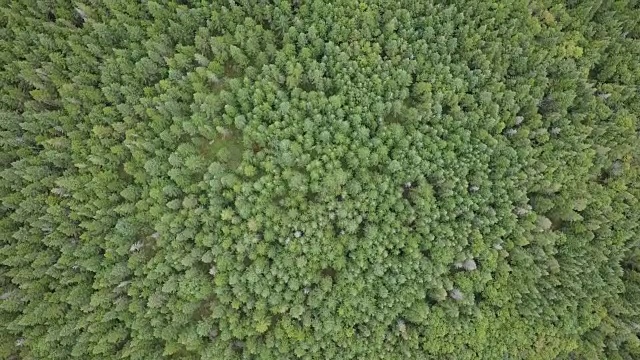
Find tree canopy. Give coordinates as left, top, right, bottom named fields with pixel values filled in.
left=1, top=0, right=639, bottom=359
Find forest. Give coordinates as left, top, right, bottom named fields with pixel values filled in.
left=1, top=0, right=639, bottom=359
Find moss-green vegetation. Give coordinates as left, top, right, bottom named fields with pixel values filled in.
left=1, top=1, right=639, bottom=359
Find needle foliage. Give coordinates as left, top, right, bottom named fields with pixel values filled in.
left=1, top=1, right=639, bottom=359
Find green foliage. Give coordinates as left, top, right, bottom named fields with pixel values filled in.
left=1, top=0, right=639, bottom=359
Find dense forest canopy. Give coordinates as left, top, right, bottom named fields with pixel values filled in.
left=1, top=0, right=639, bottom=359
